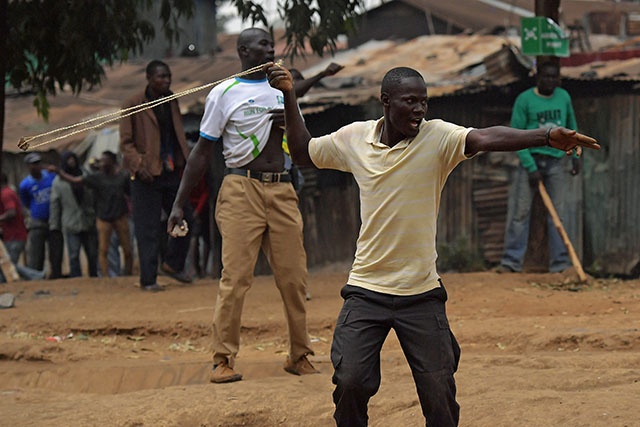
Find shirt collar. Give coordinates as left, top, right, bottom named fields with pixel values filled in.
left=367, top=118, right=385, bottom=147
left=368, top=117, right=413, bottom=149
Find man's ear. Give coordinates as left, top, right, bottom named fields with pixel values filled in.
left=380, top=92, right=390, bottom=107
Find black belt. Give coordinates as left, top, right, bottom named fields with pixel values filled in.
left=224, top=168, right=291, bottom=183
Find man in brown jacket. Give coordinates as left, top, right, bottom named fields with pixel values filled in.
left=120, top=60, right=193, bottom=292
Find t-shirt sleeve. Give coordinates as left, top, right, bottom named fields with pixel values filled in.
left=510, top=94, right=536, bottom=172
left=199, top=85, right=228, bottom=142
left=510, top=95, right=527, bottom=130
left=308, top=125, right=356, bottom=172
left=435, top=120, right=473, bottom=173
left=18, top=180, right=31, bottom=208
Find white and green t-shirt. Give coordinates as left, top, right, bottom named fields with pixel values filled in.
left=199, top=77, right=285, bottom=168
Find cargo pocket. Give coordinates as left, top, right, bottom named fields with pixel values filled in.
left=331, top=306, right=351, bottom=370
left=423, top=313, right=457, bottom=374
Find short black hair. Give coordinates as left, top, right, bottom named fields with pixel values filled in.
left=146, top=59, right=169, bottom=77
left=381, top=67, right=424, bottom=96
left=102, top=150, right=117, bottom=163
left=237, top=27, right=270, bottom=49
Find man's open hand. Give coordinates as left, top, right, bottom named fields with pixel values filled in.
left=548, top=127, right=600, bottom=155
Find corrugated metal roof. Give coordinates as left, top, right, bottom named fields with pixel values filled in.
left=297, top=34, right=523, bottom=109
left=563, top=57, right=640, bottom=80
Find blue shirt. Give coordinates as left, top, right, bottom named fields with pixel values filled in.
left=19, top=170, right=56, bottom=221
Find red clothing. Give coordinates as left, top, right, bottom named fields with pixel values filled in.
left=0, top=185, right=28, bottom=242
left=189, top=176, right=209, bottom=217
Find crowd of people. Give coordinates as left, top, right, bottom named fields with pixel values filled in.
left=0, top=147, right=212, bottom=285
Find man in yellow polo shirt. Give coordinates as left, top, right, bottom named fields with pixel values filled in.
left=265, top=64, right=599, bottom=427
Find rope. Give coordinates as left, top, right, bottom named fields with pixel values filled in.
left=17, top=62, right=276, bottom=151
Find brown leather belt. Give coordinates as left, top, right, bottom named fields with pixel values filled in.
left=224, top=168, right=292, bottom=183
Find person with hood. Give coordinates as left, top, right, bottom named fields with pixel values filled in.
left=50, top=151, right=98, bottom=277
left=54, top=151, right=133, bottom=278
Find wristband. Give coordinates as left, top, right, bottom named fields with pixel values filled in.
left=545, top=128, right=552, bottom=146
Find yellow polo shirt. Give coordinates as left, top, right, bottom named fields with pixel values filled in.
left=309, top=118, right=472, bottom=296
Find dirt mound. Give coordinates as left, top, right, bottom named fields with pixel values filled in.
left=1, top=269, right=639, bottom=426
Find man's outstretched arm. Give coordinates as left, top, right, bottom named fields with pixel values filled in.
left=465, top=126, right=599, bottom=157
left=265, top=63, right=314, bottom=167
left=293, top=62, right=344, bottom=98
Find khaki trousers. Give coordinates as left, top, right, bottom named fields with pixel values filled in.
left=213, top=174, right=313, bottom=367
left=96, top=215, right=132, bottom=277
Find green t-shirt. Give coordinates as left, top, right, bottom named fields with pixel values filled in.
left=511, top=87, right=578, bottom=172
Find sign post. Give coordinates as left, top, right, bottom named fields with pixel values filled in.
left=521, top=16, right=569, bottom=57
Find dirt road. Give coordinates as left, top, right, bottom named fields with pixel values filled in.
left=1, top=265, right=638, bottom=426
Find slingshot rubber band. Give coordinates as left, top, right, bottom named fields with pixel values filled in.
left=18, top=61, right=282, bottom=151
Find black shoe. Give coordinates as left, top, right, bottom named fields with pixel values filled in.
left=141, top=283, right=165, bottom=292
left=161, top=263, right=193, bottom=284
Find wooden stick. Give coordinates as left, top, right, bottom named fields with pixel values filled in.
left=0, top=240, right=20, bottom=282
left=537, top=181, right=588, bottom=283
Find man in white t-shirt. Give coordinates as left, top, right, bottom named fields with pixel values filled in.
left=167, top=28, right=316, bottom=384
left=265, top=64, right=599, bottom=426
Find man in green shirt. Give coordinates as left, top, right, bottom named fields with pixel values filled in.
left=497, top=62, right=580, bottom=273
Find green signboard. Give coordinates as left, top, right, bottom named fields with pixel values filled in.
left=521, top=17, right=570, bottom=57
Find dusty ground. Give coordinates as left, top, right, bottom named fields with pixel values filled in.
left=1, top=264, right=639, bottom=427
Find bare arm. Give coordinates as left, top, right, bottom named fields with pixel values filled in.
left=167, top=137, right=212, bottom=235
left=47, top=165, right=84, bottom=185
left=265, top=63, right=314, bottom=167
left=293, top=63, right=344, bottom=98
left=465, top=126, right=599, bottom=157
